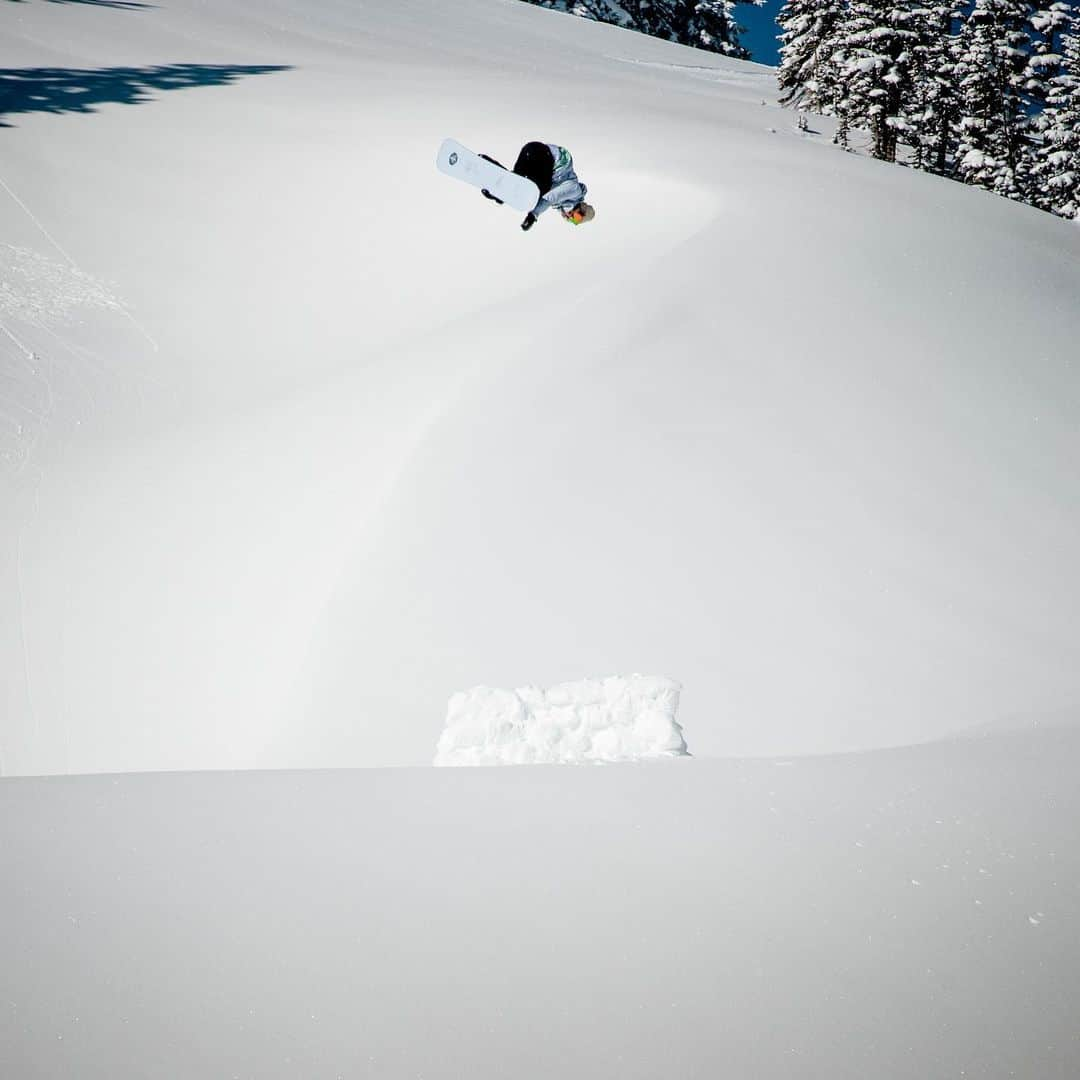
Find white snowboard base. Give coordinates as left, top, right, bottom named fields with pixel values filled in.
left=436, top=138, right=540, bottom=213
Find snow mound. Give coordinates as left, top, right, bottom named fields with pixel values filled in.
left=434, top=675, right=688, bottom=766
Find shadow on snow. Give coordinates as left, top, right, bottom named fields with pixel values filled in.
left=5, top=1, right=154, bottom=10
left=0, top=64, right=293, bottom=127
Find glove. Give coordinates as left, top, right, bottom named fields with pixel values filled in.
left=481, top=189, right=504, bottom=205
left=521, top=212, right=537, bottom=232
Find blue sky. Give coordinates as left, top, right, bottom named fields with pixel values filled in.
left=739, top=0, right=1080, bottom=68
left=740, top=0, right=783, bottom=67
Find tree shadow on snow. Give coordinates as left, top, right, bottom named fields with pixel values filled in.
left=5, top=1, right=154, bottom=10
left=0, top=64, right=293, bottom=127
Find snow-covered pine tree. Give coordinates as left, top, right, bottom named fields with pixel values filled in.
left=1029, top=14, right=1080, bottom=217
left=1027, top=2, right=1072, bottom=101
left=523, top=0, right=617, bottom=22
left=666, top=0, right=762, bottom=58
left=835, top=0, right=922, bottom=162
left=907, top=1, right=963, bottom=174
left=777, top=0, right=849, bottom=109
left=952, top=0, right=1035, bottom=200
left=1023, top=2, right=1072, bottom=186
left=521, top=1, right=761, bottom=60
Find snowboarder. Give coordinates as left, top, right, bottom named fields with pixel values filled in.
left=480, top=141, right=595, bottom=231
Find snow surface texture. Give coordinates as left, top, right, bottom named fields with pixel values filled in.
left=1, top=0, right=1079, bottom=778
left=435, top=675, right=687, bottom=765
left=3, top=730, right=1080, bottom=1079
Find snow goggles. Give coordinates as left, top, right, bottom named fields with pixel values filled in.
left=565, top=205, right=588, bottom=225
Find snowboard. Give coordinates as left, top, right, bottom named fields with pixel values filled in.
left=436, top=138, right=541, bottom=213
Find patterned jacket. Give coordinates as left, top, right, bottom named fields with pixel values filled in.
left=535, top=144, right=587, bottom=217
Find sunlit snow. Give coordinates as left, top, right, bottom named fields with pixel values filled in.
left=435, top=674, right=687, bottom=764
left=1, top=0, right=1079, bottom=1077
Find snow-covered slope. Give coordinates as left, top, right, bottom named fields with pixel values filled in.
left=3, top=729, right=1079, bottom=1079
left=3, top=5, right=1080, bottom=1075
left=1, top=0, right=1079, bottom=776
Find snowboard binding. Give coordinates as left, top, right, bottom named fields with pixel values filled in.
left=480, top=153, right=506, bottom=203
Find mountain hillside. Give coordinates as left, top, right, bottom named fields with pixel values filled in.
left=1, top=0, right=1078, bottom=777
left=3, top=5, right=1080, bottom=1078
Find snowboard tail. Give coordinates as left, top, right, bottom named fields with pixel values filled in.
left=436, top=138, right=540, bottom=213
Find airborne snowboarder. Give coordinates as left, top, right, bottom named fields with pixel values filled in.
left=480, top=141, right=595, bottom=231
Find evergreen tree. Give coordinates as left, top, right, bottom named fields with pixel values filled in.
left=522, top=0, right=761, bottom=59
left=836, top=0, right=922, bottom=162
left=823, top=44, right=859, bottom=148
left=908, top=1, right=963, bottom=174
left=666, top=0, right=760, bottom=57
left=772, top=0, right=1078, bottom=222
left=777, top=0, right=849, bottom=108
left=1030, top=19, right=1080, bottom=217
left=953, top=0, right=1035, bottom=200
left=1023, top=2, right=1071, bottom=181
left=1027, top=2, right=1072, bottom=99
